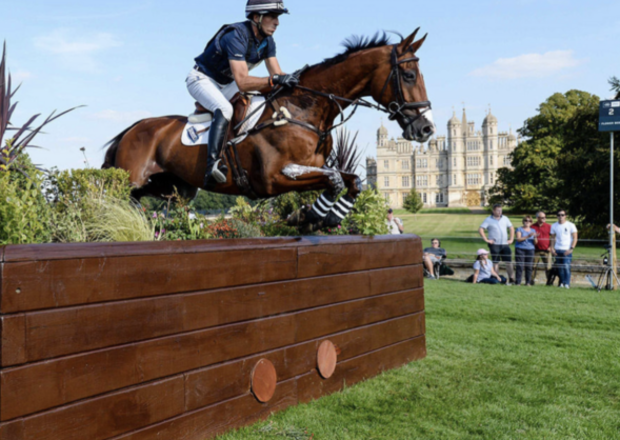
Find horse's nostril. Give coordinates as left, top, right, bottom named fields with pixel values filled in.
left=423, top=126, right=432, bottom=134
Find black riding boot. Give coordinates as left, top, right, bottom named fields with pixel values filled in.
left=203, top=109, right=229, bottom=188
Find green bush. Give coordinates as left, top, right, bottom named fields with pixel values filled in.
left=343, top=189, right=389, bottom=236
left=0, top=155, right=52, bottom=245
left=403, top=188, right=424, bottom=214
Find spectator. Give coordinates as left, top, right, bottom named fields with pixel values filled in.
left=387, top=209, right=404, bottom=235
left=423, top=238, right=447, bottom=280
left=515, top=215, right=537, bottom=286
left=479, top=204, right=515, bottom=284
left=473, top=249, right=506, bottom=284
left=607, top=224, right=620, bottom=234
left=550, top=209, right=579, bottom=289
left=532, top=211, right=552, bottom=284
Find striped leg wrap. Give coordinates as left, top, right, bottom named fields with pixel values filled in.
left=311, top=193, right=336, bottom=218
left=331, top=195, right=355, bottom=220
left=324, top=195, right=355, bottom=227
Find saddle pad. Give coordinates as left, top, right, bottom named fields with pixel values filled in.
left=181, top=118, right=212, bottom=146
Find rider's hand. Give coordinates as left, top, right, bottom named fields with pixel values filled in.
left=272, top=74, right=299, bottom=88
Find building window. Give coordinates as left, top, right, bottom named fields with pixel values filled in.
left=384, top=177, right=390, bottom=187
left=423, top=193, right=427, bottom=203
left=436, top=175, right=442, bottom=186
left=436, top=193, right=444, bottom=203
left=402, top=176, right=410, bottom=187
left=384, top=193, right=390, bottom=201
left=416, top=159, right=421, bottom=168
left=416, top=175, right=428, bottom=187
left=402, top=160, right=410, bottom=170
left=453, top=174, right=457, bottom=185
left=384, top=160, right=389, bottom=170
left=490, top=173, right=494, bottom=184
left=466, top=174, right=481, bottom=185
left=504, top=156, right=511, bottom=166
left=466, top=156, right=481, bottom=167
left=490, top=156, right=494, bottom=166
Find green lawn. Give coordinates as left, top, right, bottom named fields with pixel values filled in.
left=217, top=281, right=620, bottom=440
left=392, top=211, right=609, bottom=262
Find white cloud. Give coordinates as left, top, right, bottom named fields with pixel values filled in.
left=33, top=29, right=122, bottom=72
left=90, top=110, right=152, bottom=123
left=11, top=70, right=34, bottom=83
left=470, top=50, right=585, bottom=80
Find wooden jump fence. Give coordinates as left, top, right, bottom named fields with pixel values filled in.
left=0, top=235, right=425, bottom=440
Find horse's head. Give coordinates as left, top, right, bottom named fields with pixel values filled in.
left=372, top=29, right=435, bottom=143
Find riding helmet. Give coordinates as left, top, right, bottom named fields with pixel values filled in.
left=245, top=0, right=289, bottom=18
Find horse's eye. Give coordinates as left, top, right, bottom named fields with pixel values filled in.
left=402, top=70, right=417, bottom=83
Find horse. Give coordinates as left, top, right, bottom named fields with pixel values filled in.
left=102, top=28, right=435, bottom=229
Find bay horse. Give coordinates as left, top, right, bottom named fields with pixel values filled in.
left=102, top=28, right=435, bottom=228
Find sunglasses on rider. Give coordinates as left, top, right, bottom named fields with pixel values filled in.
left=557, top=214, right=566, bottom=217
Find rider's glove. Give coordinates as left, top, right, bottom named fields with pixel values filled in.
left=272, top=74, right=299, bottom=88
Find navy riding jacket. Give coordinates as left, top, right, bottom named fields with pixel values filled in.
left=194, top=21, right=276, bottom=85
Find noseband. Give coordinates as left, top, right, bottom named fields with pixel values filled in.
left=378, top=45, right=432, bottom=127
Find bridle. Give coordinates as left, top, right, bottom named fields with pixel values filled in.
left=378, top=44, right=432, bottom=127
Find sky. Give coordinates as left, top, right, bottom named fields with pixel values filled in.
left=2, top=0, right=619, bottom=173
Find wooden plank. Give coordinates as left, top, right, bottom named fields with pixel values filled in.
left=294, top=289, right=424, bottom=342
left=298, top=238, right=422, bottom=278
left=16, top=266, right=422, bottom=363
left=0, top=315, right=26, bottom=368
left=0, top=376, right=184, bottom=440
left=0, top=289, right=423, bottom=421
left=185, top=312, right=425, bottom=411
left=114, top=379, right=299, bottom=440
left=1, top=248, right=298, bottom=313
left=298, top=336, right=427, bottom=404
left=1, top=238, right=301, bottom=262
left=1, top=235, right=416, bottom=263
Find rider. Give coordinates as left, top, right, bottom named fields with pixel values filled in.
left=187, top=0, right=299, bottom=188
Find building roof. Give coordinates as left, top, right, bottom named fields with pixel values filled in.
left=482, top=109, right=498, bottom=125
left=447, top=111, right=460, bottom=126
left=377, top=122, right=388, bottom=136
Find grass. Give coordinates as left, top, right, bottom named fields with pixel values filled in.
left=391, top=211, right=610, bottom=261
left=217, top=281, right=620, bottom=440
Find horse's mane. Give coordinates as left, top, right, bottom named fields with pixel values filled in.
left=313, top=32, right=394, bottom=69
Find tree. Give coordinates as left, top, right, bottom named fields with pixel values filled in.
left=403, top=188, right=423, bottom=214
left=489, top=90, right=598, bottom=213
left=610, top=76, right=620, bottom=99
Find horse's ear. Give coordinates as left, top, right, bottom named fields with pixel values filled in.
left=397, top=27, right=420, bottom=55
left=409, top=33, right=428, bottom=54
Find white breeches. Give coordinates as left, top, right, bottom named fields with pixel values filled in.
left=186, top=68, right=265, bottom=131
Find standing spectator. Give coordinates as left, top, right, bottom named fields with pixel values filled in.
left=423, top=238, right=447, bottom=280
left=386, top=209, right=404, bottom=235
left=479, top=204, right=515, bottom=284
left=532, top=211, right=552, bottom=284
left=473, top=249, right=506, bottom=284
left=550, top=209, right=579, bottom=289
left=515, top=215, right=537, bottom=286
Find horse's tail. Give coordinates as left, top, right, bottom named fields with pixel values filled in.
left=101, top=120, right=143, bottom=169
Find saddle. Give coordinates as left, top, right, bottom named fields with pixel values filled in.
left=192, top=93, right=251, bottom=136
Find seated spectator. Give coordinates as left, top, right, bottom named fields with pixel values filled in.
left=515, top=215, right=537, bottom=286
left=423, top=238, right=447, bottom=280
left=386, top=209, right=404, bottom=235
left=473, top=249, right=507, bottom=284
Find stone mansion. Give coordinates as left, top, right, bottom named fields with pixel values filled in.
left=366, top=109, right=519, bottom=208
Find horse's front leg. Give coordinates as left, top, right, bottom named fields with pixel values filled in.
left=281, top=164, right=344, bottom=227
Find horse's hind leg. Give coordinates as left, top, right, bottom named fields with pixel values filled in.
left=322, top=171, right=363, bottom=227
left=280, top=164, right=344, bottom=227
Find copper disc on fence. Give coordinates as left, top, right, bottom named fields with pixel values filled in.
left=251, top=359, right=277, bottom=403
left=317, top=340, right=338, bottom=379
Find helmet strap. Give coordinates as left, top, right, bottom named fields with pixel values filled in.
left=251, top=14, right=268, bottom=38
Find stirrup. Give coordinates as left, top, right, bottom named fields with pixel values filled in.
left=211, top=159, right=227, bottom=184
